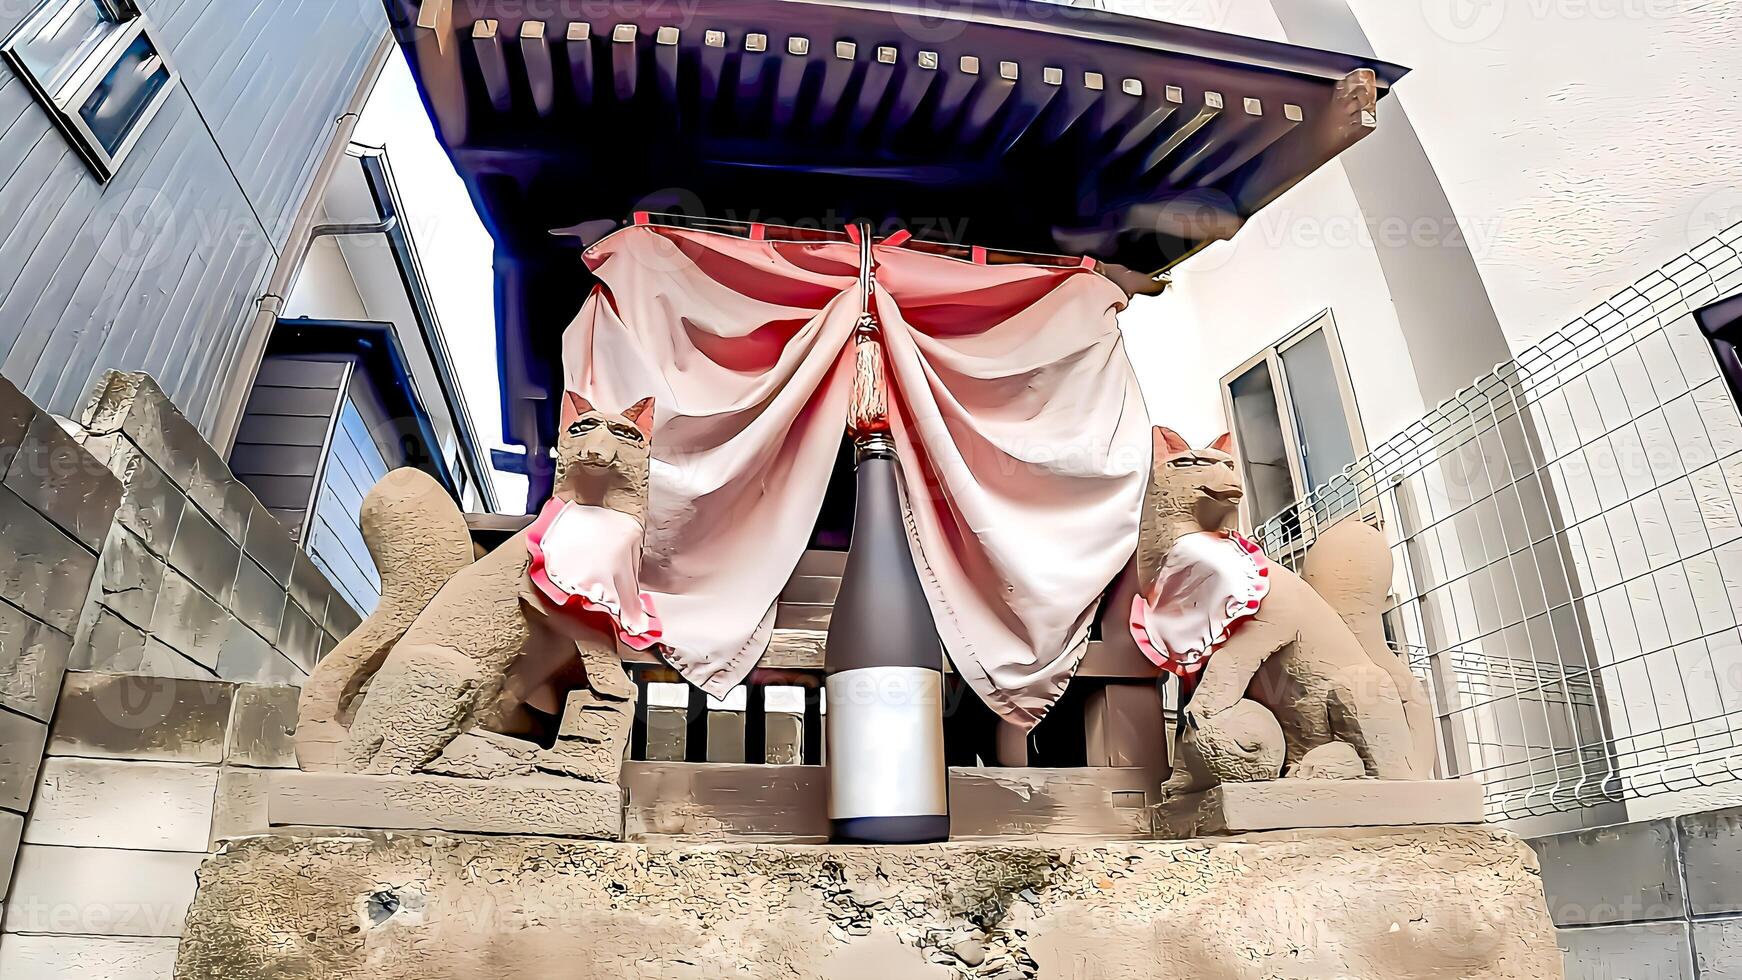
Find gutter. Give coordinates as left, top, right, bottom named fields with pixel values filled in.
left=332, top=144, right=499, bottom=512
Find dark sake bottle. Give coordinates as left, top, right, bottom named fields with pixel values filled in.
left=824, top=432, right=950, bottom=844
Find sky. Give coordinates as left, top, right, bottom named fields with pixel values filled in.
left=354, top=53, right=529, bottom=510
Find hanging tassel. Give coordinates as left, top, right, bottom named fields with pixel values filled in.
left=849, top=313, right=891, bottom=438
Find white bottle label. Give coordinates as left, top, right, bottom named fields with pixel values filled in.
left=825, top=666, right=949, bottom=820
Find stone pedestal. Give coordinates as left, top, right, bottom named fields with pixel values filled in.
left=176, top=827, right=1563, bottom=979
left=269, top=770, right=622, bottom=840
left=1153, top=779, right=1486, bottom=839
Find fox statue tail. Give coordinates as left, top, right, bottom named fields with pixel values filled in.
left=1301, top=519, right=1437, bottom=779
left=294, top=468, right=476, bottom=771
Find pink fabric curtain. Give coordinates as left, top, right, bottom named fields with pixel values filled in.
left=561, top=224, right=1148, bottom=728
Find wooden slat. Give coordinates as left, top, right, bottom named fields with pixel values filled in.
left=654, top=27, right=682, bottom=109
left=565, top=22, right=594, bottom=107
left=610, top=24, right=639, bottom=102
left=743, top=683, right=767, bottom=765
left=793, top=549, right=846, bottom=576
left=624, top=632, right=1156, bottom=679
left=622, top=763, right=1156, bottom=842
left=1137, top=93, right=1224, bottom=178
left=519, top=21, right=556, bottom=116
left=773, top=602, right=831, bottom=630
left=684, top=683, right=708, bottom=763
left=471, top=20, right=513, bottom=112
left=621, top=627, right=827, bottom=669
left=780, top=574, right=840, bottom=604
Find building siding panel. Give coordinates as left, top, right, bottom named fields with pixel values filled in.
left=0, top=85, right=276, bottom=434
left=137, top=0, right=387, bottom=242
left=0, top=0, right=383, bottom=434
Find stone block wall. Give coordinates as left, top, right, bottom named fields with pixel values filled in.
left=0, top=376, right=122, bottom=915
left=1532, top=809, right=1742, bottom=977
left=76, top=372, right=359, bottom=683
left=0, top=672, right=293, bottom=977
left=0, top=371, right=355, bottom=976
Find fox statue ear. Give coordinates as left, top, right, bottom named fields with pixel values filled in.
left=1208, top=432, right=1235, bottom=454
left=559, top=391, right=593, bottom=428
left=1153, top=426, right=1192, bottom=458
left=624, top=396, right=656, bottom=438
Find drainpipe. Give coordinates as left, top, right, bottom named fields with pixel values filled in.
left=308, top=215, right=399, bottom=239
left=210, top=34, right=394, bottom=454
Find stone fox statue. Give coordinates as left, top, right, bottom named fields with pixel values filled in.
left=294, top=393, right=657, bottom=783
left=1132, top=427, right=1435, bottom=797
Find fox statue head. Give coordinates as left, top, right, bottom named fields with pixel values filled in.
left=1139, top=427, right=1243, bottom=585
left=554, top=392, right=656, bottom=518
left=1150, top=427, right=1243, bottom=531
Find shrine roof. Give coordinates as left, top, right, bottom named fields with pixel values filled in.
left=379, top=0, right=1405, bottom=480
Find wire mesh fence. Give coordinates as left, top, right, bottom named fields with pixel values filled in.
left=1254, top=223, right=1742, bottom=821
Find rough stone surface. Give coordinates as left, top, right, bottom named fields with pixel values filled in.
left=175, top=827, right=1561, bottom=979
left=1696, top=918, right=1742, bottom=980
left=0, top=707, right=49, bottom=811
left=1557, top=921, right=1694, bottom=980
left=226, top=683, right=299, bottom=768
left=424, top=730, right=540, bottom=779
left=622, top=764, right=1155, bottom=843
left=48, top=671, right=234, bottom=765
left=302, top=421, right=645, bottom=784
left=210, top=769, right=271, bottom=846
left=25, top=758, right=217, bottom=851
left=0, top=810, right=21, bottom=900
left=294, top=469, right=474, bottom=771
left=269, top=770, right=622, bottom=839
left=1154, top=778, right=1486, bottom=839
left=1679, top=808, right=1742, bottom=917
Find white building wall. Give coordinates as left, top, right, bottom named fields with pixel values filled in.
left=1124, top=163, right=1426, bottom=448
left=1341, top=0, right=1742, bottom=350
left=1113, top=0, right=1430, bottom=449
left=1124, top=0, right=1742, bottom=447
left=283, top=239, right=370, bottom=322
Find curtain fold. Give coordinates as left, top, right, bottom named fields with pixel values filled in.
left=561, top=225, right=1148, bottom=728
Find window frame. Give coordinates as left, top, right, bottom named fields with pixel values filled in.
left=1219, top=309, right=1371, bottom=534
left=1, top=0, right=180, bottom=181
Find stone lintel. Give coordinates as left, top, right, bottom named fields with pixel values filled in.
left=268, top=770, right=622, bottom=840
left=1154, top=778, right=1486, bottom=839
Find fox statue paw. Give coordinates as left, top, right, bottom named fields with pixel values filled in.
left=1287, top=741, right=1366, bottom=780
left=1161, top=699, right=1286, bottom=801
